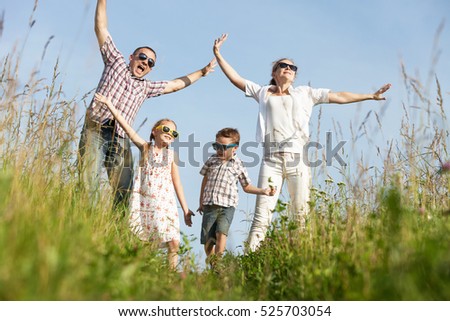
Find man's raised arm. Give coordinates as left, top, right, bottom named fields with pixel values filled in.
left=94, top=0, right=110, bottom=48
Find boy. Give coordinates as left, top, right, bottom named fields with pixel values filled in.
left=198, top=128, right=276, bottom=265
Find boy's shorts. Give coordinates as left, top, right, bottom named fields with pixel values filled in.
left=201, top=205, right=235, bottom=245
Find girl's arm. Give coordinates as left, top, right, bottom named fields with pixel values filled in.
left=171, top=153, right=194, bottom=227
left=94, top=93, right=146, bottom=150
left=213, top=34, right=246, bottom=92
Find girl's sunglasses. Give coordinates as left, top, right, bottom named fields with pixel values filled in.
left=137, top=53, right=155, bottom=68
left=277, top=62, right=298, bottom=72
left=212, top=142, right=238, bottom=151
left=155, top=125, right=179, bottom=138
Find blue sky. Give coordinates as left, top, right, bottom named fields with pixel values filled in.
left=1, top=0, right=450, bottom=262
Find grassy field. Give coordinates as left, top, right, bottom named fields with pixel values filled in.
left=1, top=13, right=449, bottom=301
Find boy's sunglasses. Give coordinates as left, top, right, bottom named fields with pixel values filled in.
left=137, top=53, right=155, bottom=68
left=212, top=142, right=238, bottom=151
left=155, top=125, right=178, bottom=138
left=277, top=62, right=298, bottom=72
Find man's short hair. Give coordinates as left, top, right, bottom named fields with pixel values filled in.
left=133, top=46, right=157, bottom=58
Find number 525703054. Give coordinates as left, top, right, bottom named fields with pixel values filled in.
left=260, top=305, right=331, bottom=317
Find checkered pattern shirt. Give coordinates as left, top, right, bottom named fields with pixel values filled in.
left=200, top=154, right=251, bottom=208
left=87, top=35, right=168, bottom=137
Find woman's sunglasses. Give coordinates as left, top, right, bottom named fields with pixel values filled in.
left=137, top=53, right=155, bottom=68
left=212, top=142, right=238, bottom=151
left=277, top=62, right=298, bottom=72
left=155, top=125, right=179, bottom=138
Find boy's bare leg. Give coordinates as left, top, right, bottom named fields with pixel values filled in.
left=215, top=232, right=227, bottom=257
left=204, top=239, right=217, bottom=269
left=204, top=239, right=215, bottom=257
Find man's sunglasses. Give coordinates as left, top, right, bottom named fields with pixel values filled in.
left=155, top=125, right=179, bottom=138
left=137, top=53, right=155, bottom=68
left=277, top=62, right=298, bottom=72
left=212, top=142, right=238, bottom=151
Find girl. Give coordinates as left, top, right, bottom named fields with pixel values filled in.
left=94, top=93, right=194, bottom=270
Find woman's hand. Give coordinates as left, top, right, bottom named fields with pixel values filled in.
left=213, top=33, right=228, bottom=57
left=373, top=83, right=392, bottom=100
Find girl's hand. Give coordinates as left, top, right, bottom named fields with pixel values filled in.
left=94, top=92, right=111, bottom=105
left=184, top=209, right=195, bottom=227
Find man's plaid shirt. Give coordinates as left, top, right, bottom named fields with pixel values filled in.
left=87, top=35, right=167, bottom=137
left=200, top=154, right=251, bottom=208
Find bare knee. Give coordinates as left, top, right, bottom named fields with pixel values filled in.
left=215, top=232, right=227, bottom=255
left=168, top=240, right=179, bottom=253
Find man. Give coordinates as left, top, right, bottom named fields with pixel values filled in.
left=78, top=0, right=215, bottom=210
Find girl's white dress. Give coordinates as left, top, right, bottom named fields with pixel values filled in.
left=129, top=147, right=180, bottom=244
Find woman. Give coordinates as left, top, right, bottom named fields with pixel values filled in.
left=212, top=34, right=391, bottom=252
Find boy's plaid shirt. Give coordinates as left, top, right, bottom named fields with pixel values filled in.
left=200, top=154, right=251, bottom=208
left=87, top=35, right=167, bottom=137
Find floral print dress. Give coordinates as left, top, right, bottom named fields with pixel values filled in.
left=129, top=147, right=180, bottom=245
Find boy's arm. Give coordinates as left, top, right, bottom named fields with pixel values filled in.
left=172, top=154, right=194, bottom=226
left=94, top=93, right=146, bottom=150
left=242, top=184, right=276, bottom=196
left=239, top=163, right=276, bottom=196
left=197, top=175, right=208, bottom=215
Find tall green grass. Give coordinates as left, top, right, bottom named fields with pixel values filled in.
left=0, top=10, right=449, bottom=300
